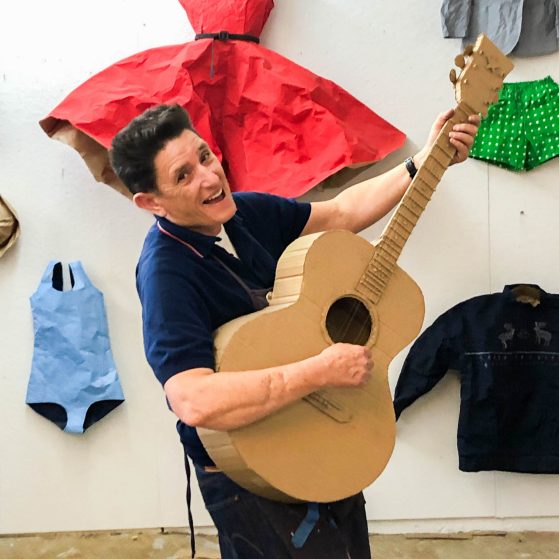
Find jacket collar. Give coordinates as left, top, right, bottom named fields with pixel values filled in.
left=503, top=284, right=548, bottom=303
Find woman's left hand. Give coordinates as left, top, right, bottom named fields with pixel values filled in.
left=418, top=108, right=481, bottom=166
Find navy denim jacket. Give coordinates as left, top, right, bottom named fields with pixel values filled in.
left=394, top=285, right=559, bottom=473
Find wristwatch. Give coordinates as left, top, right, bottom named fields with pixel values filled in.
left=404, top=156, right=418, bottom=179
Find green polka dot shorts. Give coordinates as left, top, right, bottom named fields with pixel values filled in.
left=469, top=76, right=559, bottom=171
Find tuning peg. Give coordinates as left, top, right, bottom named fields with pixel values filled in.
left=454, top=54, right=466, bottom=68
left=463, top=44, right=474, bottom=56
left=449, top=68, right=457, bottom=85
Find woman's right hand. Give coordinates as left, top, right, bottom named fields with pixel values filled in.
left=316, top=343, right=373, bottom=388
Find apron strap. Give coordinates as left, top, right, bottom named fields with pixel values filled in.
left=211, top=255, right=270, bottom=311
left=157, top=221, right=269, bottom=311
left=183, top=447, right=197, bottom=558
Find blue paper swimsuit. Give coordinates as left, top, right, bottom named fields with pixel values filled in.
left=26, top=261, right=124, bottom=433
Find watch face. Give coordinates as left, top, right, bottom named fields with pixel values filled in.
left=405, top=157, right=417, bottom=178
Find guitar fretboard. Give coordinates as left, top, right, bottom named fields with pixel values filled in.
left=356, top=103, right=475, bottom=304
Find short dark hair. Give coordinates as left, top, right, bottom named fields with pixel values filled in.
left=109, top=104, right=197, bottom=195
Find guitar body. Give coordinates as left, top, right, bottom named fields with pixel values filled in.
left=198, top=230, right=425, bottom=502
left=198, top=34, right=514, bottom=503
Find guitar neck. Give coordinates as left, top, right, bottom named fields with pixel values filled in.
left=356, top=102, right=476, bottom=304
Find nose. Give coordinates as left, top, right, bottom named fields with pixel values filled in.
left=198, top=162, right=221, bottom=189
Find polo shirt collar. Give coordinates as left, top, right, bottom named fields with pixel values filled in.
left=156, top=215, right=242, bottom=258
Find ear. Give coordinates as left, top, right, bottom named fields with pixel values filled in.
left=133, top=191, right=167, bottom=217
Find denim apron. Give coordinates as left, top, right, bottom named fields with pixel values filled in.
left=26, top=261, right=125, bottom=433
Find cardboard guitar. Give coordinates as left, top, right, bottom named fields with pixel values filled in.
left=198, top=34, right=514, bottom=503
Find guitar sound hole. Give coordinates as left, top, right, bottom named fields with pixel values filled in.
left=325, top=297, right=372, bottom=345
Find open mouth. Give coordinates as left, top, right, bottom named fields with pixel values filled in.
left=203, top=189, right=225, bottom=205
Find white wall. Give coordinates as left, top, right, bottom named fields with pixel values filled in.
left=1, top=0, right=558, bottom=535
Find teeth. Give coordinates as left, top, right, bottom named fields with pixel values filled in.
left=206, top=189, right=223, bottom=203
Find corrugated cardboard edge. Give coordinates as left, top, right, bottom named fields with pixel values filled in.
left=0, top=195, right=20, bottom=257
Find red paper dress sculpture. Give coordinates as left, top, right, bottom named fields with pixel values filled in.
left=40, top=0, right=405, bottom=198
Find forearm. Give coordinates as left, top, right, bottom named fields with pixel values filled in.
left=166, top=342, right=372, bottom=431
left=333, top=153, right=426, bottom=233
left=166, top=356, right=326, bottom=431
left=303, top=110, right=479, bottom=237
left=303, top=150, right=428, bottom=236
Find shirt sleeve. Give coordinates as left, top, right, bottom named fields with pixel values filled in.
left=233, top=192, right=311, bottom=258
left=440, top=0, right=473, bottom=38
left=393, top=306, right=463, bottom=419
left=139, top=266, right=215, bottom=386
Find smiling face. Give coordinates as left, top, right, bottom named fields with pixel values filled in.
left=134, top=129, right=237, bottom=236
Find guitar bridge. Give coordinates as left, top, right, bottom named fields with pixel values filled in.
left=303, top=390, right=352, bottom=423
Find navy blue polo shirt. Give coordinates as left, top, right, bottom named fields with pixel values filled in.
left=136, top=192, right=311, bottom=466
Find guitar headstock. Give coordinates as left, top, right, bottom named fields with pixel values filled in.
left=449, top=34, right=514, bottom=117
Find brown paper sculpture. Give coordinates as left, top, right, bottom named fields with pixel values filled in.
left=0, top=196, right=20, bottom=258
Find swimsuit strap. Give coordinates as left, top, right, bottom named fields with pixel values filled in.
left=35, top=260, right=69, bottom=293
left=38, top=260, right=58, bottom=286
left=68, top=260, right=93, bottom=290
left=37, top=261, right=91, bottom=291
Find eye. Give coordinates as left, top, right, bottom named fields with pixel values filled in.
left=200, top=150, right=211, bottom=163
